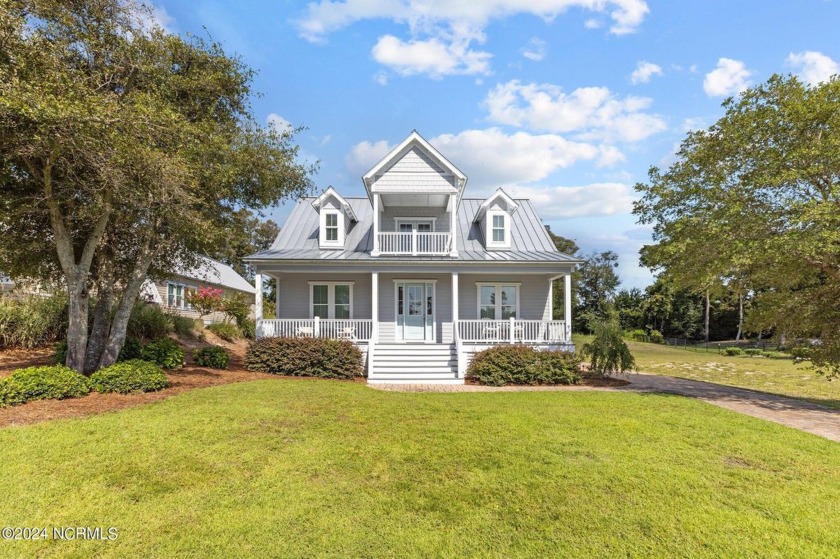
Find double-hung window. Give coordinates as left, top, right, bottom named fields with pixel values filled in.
left=492, top=214, right=505, bottom=243
left=167, top=283, right=197, bottom=309
left=325, top=213, right=338, bottom=241
left=486, top=210, right=511, bottom=249
left=477, top=283, right=519, bottom=319
left=319, top=210, right=344, bottom=248
left=310, top=282, right=353, bottom=319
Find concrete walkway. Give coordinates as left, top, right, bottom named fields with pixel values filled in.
left=371, top=373, right=840, bottom=442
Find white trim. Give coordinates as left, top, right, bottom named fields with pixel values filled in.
left=486, top=209, right=511, bottom=250
left=394, top=217, right=437, bottom=232
left=393, top=280, right=436, bottom=343
left=165, top=281, right=197, bottom=310
left=473, top=188, right=520, bottom=222
left=475, top=282, right=521, bottom=320
left=308, top=282, right=354, bottom=319
left=319, top=209, right=344, bottom=249
left=311, top=186, right=357, bottom=222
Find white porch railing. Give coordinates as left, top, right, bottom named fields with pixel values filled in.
left=377, top=232, right=451, bottom=255
left=457, top=319, right=569, bottom=344
left=258, top=318, right=373, bottom=341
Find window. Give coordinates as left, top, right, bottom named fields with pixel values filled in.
left=395, top=219, right=434, bottom=232
left=477, top=283, right=519, bottom=319
left=319, top=210, right=344, bottom=248
left=309, top=282, right=354, bottom=319
left=486, top=210, right=511, bottom=249
left=167, top=283, right=196, bottom=310
left=492, top=214, right=505, bottom=243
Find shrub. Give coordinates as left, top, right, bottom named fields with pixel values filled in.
left=582, top=320, right=635, bottom=376
left=761, top=350, right=790, bottom=359
left=0, top=295, right=67, bottom=348
left=648, top=330, right=665, bottom=344
left=128, top=302, right=173, bottom=340
left=171, top=315, right=196, bottom=337
left=245, top=337, right=363, bottom=379
left=467, top=345, right=580, bottom=386
left=207, top=322, right=241, bottom=342
left=0, top=365, right=89, bottom=407
left=118, top=337, right=144, bottom=361
left=221, top=293, right=251, bottom=326
left=724, top=347, right=744, bottom=356
left=54, top=339, right=68, bottom=365
left=193, top=346, right=230, bottom=369
left=239, top=318, right=256, bottom=340
left=186, top=286, right=224, bottom=320
left=789, top=346, right=813, bottom=360
left=141, top=338, right=184, bottom=369
left=744, top=348, right=763, bottom=356
left=625, top=329, right=648, bottom=342
left=90, top=360, right=169, bottom=394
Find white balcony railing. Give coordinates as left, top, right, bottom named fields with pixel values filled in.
left=377, top=232, right=451, bottom=255
left=457, top=319, right=569, bottom=344
left=258, top=318, right=373, bottom=341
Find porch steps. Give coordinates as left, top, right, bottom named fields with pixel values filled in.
left=369, top=343, right=462, bottom=385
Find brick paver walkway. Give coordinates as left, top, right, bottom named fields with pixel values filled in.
left=371, top=373, right=840, bottom=442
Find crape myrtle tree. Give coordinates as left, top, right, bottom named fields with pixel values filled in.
left=0, top=0, right=313, bottom=372
left=634, top=74, right=840, bottom=374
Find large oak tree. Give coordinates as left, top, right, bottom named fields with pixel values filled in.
left=0, top=0, right=313, bottom=372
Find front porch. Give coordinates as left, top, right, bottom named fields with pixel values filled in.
left=252, top=269, right=574, bottom=384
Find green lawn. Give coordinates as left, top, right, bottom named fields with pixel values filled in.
left=573, top=334, right=840, bottom=409
left=2, top=380, right=840, bottom=557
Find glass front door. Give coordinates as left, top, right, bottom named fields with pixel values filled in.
left=396, top=282, right=434, bottom=341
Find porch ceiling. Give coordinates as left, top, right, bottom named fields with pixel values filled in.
left=379, top=193, right=450, bottom=207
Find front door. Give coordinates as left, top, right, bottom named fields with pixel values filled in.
left=397, top=282, right=434, bottom=341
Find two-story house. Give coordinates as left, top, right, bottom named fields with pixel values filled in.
left=246, top=131, right=581, bottom=384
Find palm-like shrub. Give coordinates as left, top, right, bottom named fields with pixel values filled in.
left=582, top=320, right=635, bottom=376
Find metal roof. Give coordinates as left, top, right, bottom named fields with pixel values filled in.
left=175, top=255, right=256, bottom=294
left=248, top=197, right=580, bottom=265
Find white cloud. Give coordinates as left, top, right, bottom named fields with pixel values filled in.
left=267, top=113, right=293, bottom=132
left=630, top=61, right=663, bottom=84
left=484, top=80, right=666, bottom=143
left=372, top=33, right=491, bottom=77
left=703, top=58, right=753, bottom=97
left=373, top=71, right=389, bottom=85
left=786, top=51, right=839, bottom=85
left=505, top=183, right=636, bottom=218
left=297, top=1, right=649, bottom=77
left=521, top=38, right=546, bottom=61
left=584, top=18, right=602, bottom=29
left=347, top=128, right=623, bottom=190
left=134, top=3, right=175, bottom=33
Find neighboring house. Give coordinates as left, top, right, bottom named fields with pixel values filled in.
left=140, top=255, right=256, bottom=324
left=246, top=131, right=581, bottom=384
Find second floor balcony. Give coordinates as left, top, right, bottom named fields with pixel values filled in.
left=377, top=231, right=452, bottom=255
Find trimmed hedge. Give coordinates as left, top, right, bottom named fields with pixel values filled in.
left=89, top=360, right=170, bottom=394
left=467, top=345, right=581, bottom=387
left=141, top=338, right=184, bottom=369
left=193, top=346, right=230, bottom=369
left=744, top=348, right=763, bottom=356
left=0, top=365, right=90, bottom=407
left=245, top=337, right=363, bottom=379
left=724, top=347, right=744, bottom=356
left=207, top=322, right=241, bottom=342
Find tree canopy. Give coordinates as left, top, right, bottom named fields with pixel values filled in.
left=0, top=0, right=314, bottom=372
left=634, top=74, right=840, bottom=373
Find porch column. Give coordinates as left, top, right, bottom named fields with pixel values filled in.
left=449, top=193, right=459, bottom=257
left=274, top=274, right=281, bottom=319
left=564, top=273, right=572, bottom=342
left=371, top=193, right=380, bottom=256
left=254, top=272, right=263, bottom=338
left=371, top=272, right=379, bottom=342
left=451, top=271, right=459, bottom=342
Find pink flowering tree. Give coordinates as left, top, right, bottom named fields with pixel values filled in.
left=186, top=286, right=224, bottom=320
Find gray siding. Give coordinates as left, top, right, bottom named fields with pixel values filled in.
left=458, top=274, right=553, bottom=321
left=380, top=206, right=451, bottom=232
left=275, top=273, right=372, bottom=319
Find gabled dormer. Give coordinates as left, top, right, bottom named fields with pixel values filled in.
left=474, top=189, right=520, bottom=250
left=311, top=187, right=357, bottom=250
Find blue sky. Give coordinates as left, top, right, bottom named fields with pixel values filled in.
left=150, top=0, right=840, bottom=289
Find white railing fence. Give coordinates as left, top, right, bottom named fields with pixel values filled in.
left=377, top=232, right=451, bottom=255
left=457, top=319, right=569, bottom=344
left=258, top=318, right=373, bottom=341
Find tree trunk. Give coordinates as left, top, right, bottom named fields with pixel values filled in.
left=704, top=290, right=711, bottom=343
left=84, top=278, right=114, bottom=372
left=97, top=248, right=157, bottom=369
left=735, top=292, right=744, bottom=342
left=65, top=278, right=90, bottom=371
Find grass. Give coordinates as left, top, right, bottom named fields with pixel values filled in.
left=2, top=379, right=840, bottom=557
left=574, top=334, right=840, bottom=409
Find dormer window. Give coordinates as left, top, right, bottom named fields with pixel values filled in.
left=476, top=189, right=518, bottom=250
left=311, top=187, right=357, bottom=250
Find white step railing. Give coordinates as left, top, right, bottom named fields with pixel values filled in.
left=258, top=318, right=373, bottom=341
left=457, top=319, right=569, bottom=344
left=377, top=232, right=451, bottom=255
